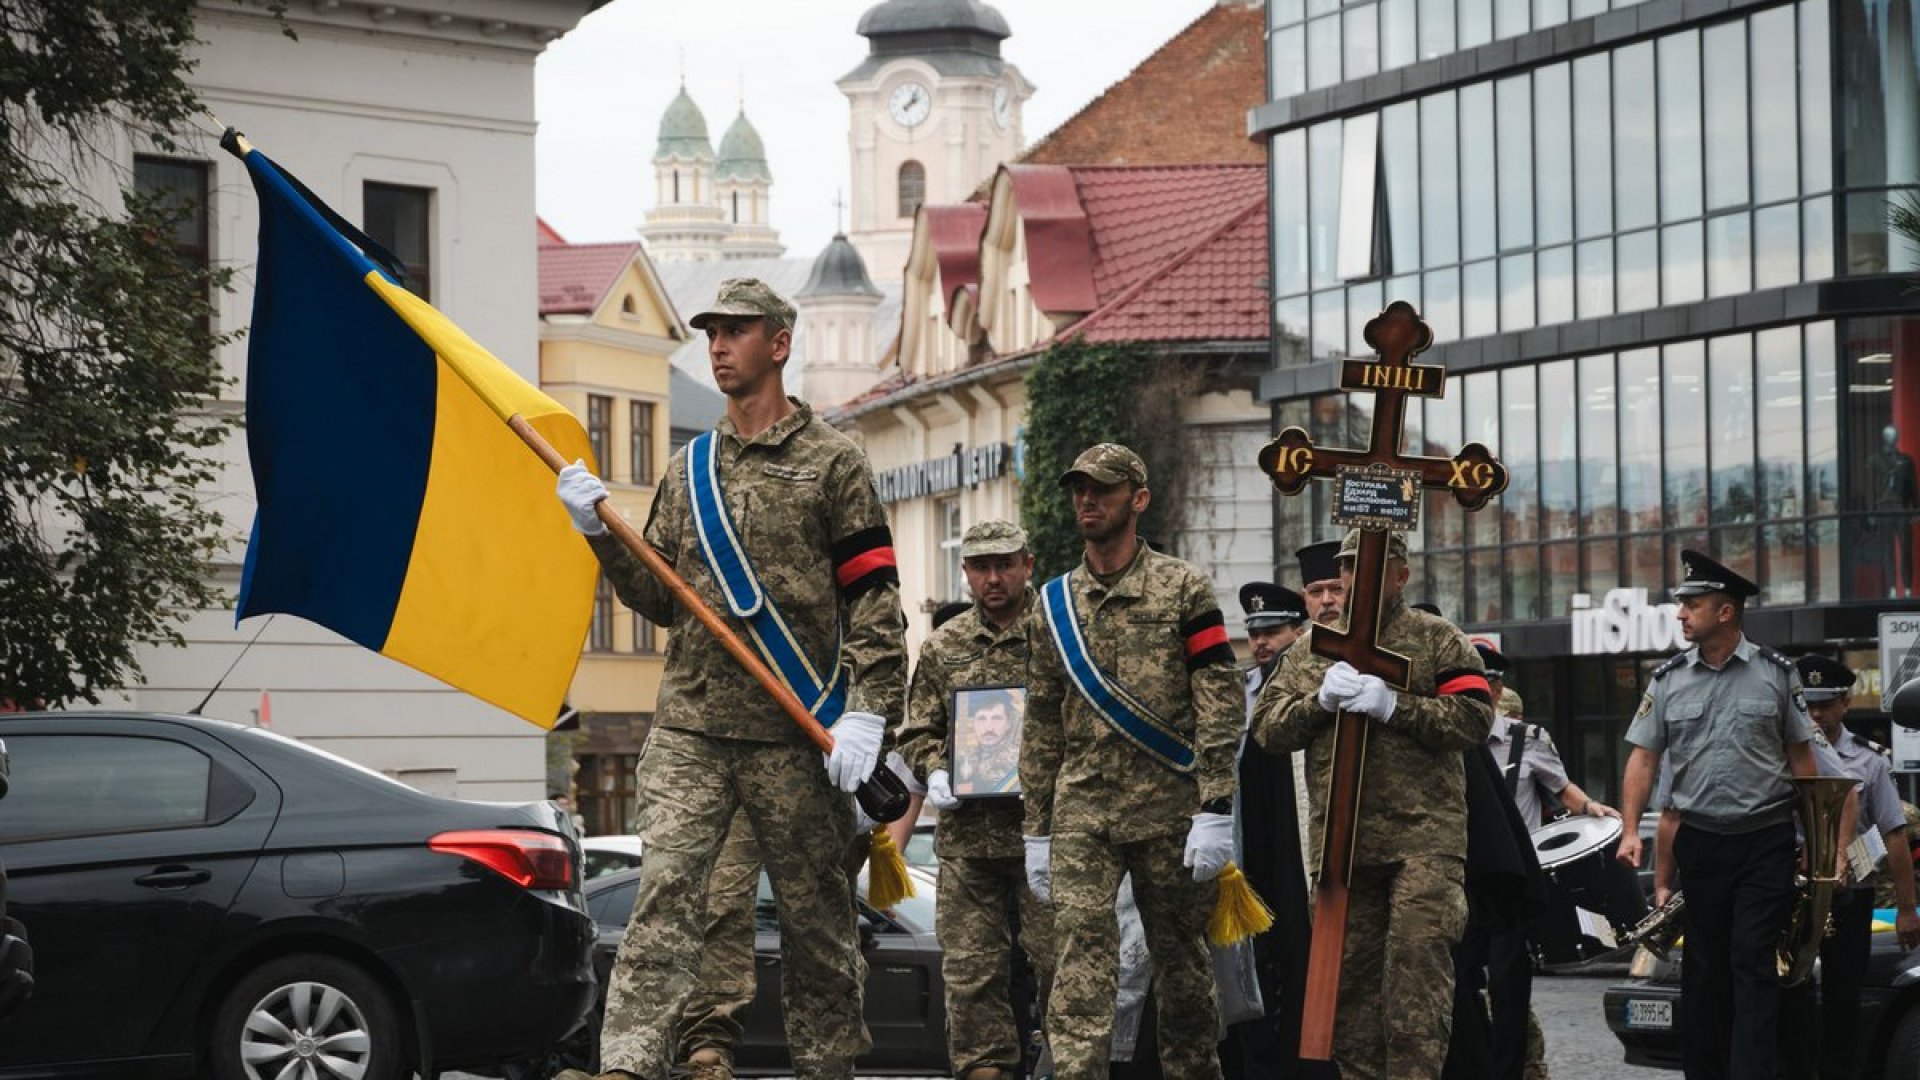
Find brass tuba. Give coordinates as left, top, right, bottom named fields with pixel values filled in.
left=1777, top=776, right=1857, bottom=986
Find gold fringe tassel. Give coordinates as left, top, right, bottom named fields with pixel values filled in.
left=1208, top=862, right=1274, bottom=945
left=866, top=824, right=915, bottom=909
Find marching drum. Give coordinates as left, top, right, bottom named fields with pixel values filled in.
left=1527, top=815, right=1649, bottom=966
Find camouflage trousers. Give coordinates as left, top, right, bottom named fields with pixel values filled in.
left=1337, top=855, right=1469, bottom=1080
left=1049, top=828, right=1220, bottom=1080
left=937, top=853, right=1054, bottom=1077
left=600, top=729, right=867, bottom=1080
left=677, top=808, right=874, bottom=1070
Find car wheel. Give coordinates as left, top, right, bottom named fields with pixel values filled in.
left=1890, top=1001, right=1920, bottom=1079
left=210, top=953, right=404, bottom=1080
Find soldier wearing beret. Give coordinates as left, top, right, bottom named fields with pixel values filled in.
left=555, top=278, right=907, bottom=1080
left=1782, top=654, right=1920, bottom=1080
left=1252, top=529, right=1494, bottom=1080
left=1020, top=443, right=1244, bottom=1080
left=896, top=519, right=1050, bottom=1080
left=1616, top=551, right=1820, bottom=1080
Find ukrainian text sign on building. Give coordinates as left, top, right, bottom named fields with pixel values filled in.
left=876, top=442, right=1011, bottom=504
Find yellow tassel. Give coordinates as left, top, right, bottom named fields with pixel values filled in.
left=866, top=824, right=915, bottom=910
left=1208, top=862, right=1274, bottom=945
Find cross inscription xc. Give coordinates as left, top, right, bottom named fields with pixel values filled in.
left=1255, top=300, right=1507, bottom=1068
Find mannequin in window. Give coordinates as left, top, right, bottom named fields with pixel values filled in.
left=1874, top=424, right=1919, bottom=597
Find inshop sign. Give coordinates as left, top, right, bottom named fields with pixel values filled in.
left=1569, top=588, right=1682, bottom=655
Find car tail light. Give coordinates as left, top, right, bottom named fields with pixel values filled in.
left=430, top=829, right=572, bottom=890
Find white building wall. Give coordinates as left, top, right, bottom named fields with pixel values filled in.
left=94, top=3, right=585, bottom=801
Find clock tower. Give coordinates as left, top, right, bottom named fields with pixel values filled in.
left=839, top=0, right=1031, bottom=283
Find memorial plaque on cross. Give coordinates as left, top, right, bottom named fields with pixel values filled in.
left=1256, top=300, right=1507, bottom=1068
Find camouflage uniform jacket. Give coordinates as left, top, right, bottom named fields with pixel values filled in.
left=1020, top=543, right=1242, bottom=844
left=896, top=591, right=1035, bottom=860
left=589, top=399, right=907, bottom=743
left=1252, top=599, right=1493, bottom=866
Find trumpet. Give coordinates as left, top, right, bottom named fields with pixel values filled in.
left=1622, top=891, right=1686, bottom=961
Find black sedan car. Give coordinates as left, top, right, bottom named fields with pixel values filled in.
left=0, top=711, right=596, bottom=1079
left=566, top=863, right=948, bottom=1076
left=1605, top=924, right=1920, bottom=1075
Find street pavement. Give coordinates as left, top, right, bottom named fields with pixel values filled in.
left=445, top=970, right=1660, bottom=1080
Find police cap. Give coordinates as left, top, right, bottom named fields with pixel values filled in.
left=1240, top=582, right=1307, bottom=629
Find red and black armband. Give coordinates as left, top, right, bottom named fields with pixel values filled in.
left=1435, top=667, right=1493, bottom=706
left=1181, top=609, right=1235, bottom=671
left=831, top=526, right=899, bottom=600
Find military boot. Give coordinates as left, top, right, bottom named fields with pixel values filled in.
left=685, top=1048, right=732, bottom=1080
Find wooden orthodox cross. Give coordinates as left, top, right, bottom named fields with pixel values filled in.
left=1256, top=300, right=1507, bottom=1068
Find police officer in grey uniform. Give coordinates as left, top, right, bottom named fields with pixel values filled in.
left=1784, top=655, right=1920, bottom=1080
left=1479, top=645, right=1616, bottom=830
left=1615, top=551, right=1819, bottom=1080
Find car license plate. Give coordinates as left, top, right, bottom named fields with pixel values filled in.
left=1625, top=999, right=1673, bottom=1029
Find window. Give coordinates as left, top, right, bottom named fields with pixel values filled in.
left=591, top=575, right=614, bottom=652
left=630, top=401, right=656, bottom=485
left=936, top=498, right=963, bottom=603
left=632, top=611, right=656, bottom=654
left=731, top=191, right=740, bottom=223
left=898, top=160, right=926, bottom=219
left=363, top=182, right=433, bottom=301
left=133, top=156, right=211, bottom=273
left=1336, top=113, right=1383, bottom=280
left=588, top=394, right=613, bottom=474
left=0, top=735, right=212, bottom=842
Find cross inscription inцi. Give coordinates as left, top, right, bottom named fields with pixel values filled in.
left=1256, top=300, right=1507, bottom=1068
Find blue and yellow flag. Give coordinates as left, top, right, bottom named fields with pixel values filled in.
left=234, top=144, right=596, bottom=728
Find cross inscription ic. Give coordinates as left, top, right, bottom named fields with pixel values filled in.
left=1255, top=300, right=1507, bottom=1069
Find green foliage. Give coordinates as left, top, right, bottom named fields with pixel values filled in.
left=1019, top=338, right=1186, bottom=579
left=1894, top=191, right=1920, bottom=280
left=0, top=0, right=239, bottom=707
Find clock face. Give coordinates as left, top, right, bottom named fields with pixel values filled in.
left=992, top=85, right=1012, bottom=129
left=888, top=81, right=932, bottom=128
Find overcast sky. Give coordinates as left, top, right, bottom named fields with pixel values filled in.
left=534, top=0, right=1215, bottom=257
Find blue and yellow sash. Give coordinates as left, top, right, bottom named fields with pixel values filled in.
left=1040, top=572, right=1195, bottom=773
left=687, top=432, right=847, bottom=726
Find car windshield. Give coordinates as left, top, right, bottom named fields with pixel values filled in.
left=751, top=870, right=937, bottom=932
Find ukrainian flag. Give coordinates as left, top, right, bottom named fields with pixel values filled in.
left=233, top=142, right=596, bottom=728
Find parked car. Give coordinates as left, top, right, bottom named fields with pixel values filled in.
left=0, top=711, right=596, bottom=1079
left=0, top=739, right=32, bottom=1023
left=559, top=862, right=947, bottom=1076
left=902, top=820, right=938, bottom=872
left=581, top=834, right=645, bottom=879
left=1604, top=926, right=1920, bottom=1074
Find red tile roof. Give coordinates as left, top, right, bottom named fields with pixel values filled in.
left=924, top=203, right=989, bottom=303
left=1021, top=4, right=1266, bottom=168
left=537, top=217, right=567, bottom=246
left=1070, top=163, right=1267, bottom=307
left=538, top=241, right=643, bottom=316
left=1000, top=166, right=1098, bottom=313
left=1068, top=194, right=1269, bottom=344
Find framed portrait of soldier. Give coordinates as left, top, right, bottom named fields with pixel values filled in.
left=949, top=685, right=1025, bottom=798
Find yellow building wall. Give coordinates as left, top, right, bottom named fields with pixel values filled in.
left=540, top=262, right=682, bottom=716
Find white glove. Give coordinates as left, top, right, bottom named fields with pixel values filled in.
left=1317, top=661, right=1364, bottom=712
left=556, top=460, right=609, bottom=536
left=824, top=711, right=886, bottom=792
left=1024, top=835, right=1052, bottom=902
left=1345, top=673, right=1398, bottom=723
left=926, top=768, right=961, bottom=810
left=1184, top=811, right=1235, bottom=882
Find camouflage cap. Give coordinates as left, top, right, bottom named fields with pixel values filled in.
left=1336, top=527, right=1409, bottom=561
left=1499, top=687, right=1524, bottom=717
left=1059, top=442, right=1148, bottom=489
left=688, top=277, right=797, bottom=331
left=960, top=519, right=1029, bottom=559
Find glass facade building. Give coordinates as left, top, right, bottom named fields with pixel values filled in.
left=1256, top=0, right=1920, bottom=797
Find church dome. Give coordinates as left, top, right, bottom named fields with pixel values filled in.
left=856, top=0, right=1010, bottom=40
left=656, top=86, right=714, bottom=161
left=715, top=111, right=772, bottom=183
left=798, top=234, right=883, bottom=299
